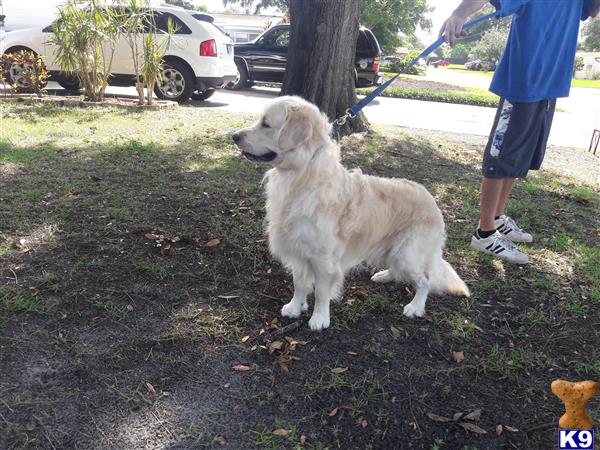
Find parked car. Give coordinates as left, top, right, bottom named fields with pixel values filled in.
left=2, top=6, right=237, bottom=102
left=464, top=59, right=496, bottom=72
left=226, top=24, right=383, bottom=90
left=431, top=59, right=449, bottom=68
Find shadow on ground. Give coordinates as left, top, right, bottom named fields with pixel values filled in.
left=0, top=102, right=599, bottom=450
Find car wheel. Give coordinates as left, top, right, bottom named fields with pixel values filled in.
left=154, top=60, right=194, bottom=103
left=8, top=59, right=43, bottom=93
left=57, top=76, right=81, bottom=91
left=191, top=88, right=216, bottom=101
left=226, top=61, right=248, bottom=91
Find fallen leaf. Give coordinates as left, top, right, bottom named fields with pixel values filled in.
left=206, top=238, right=221, bottom=247
left=331, top=367, right=348, bottom=374
left=409, top=421, right=417, bottom=429
left=361, top=419, right=368, bottom=428
left=145, top=382, right=157, bottom=395
left=504, top=425, right=519, bottom=432
left=463, top=408, right=481, bottom=421
left=278, top=358, right=289, bottom=373
left=459, top=422, right=487, bottom=434
left=390, top=326, right=401, bottom=338
left=452, top=351, right=465, bottom=363
left=426, top=412, right=452, bottom=423
left=218, top=295, right=240, bottom=300
left=241, top=335, right=250, bottom=343
left=329, top=407, right=339, bottom=417
left=216, top=435, right=227, bottom=446
left=238, top=190, right=248, bottom=198
left=496, top=424, right=503, bottom=435
left=232, top=364, right=251, bottom=372
left=126, top=304, right=134, bottom=311
left=341, top=405, right=363, bottom=413
left=268, top=340, right=283, bottom=353
left=272, top=429, right=288, bottom=436
left=347, top=351, right=359, bottom=357
left=300, top=434, right=307, bottom=444
left=352, top=288, right=368, bottom=298
left=250, top=345, right=258, bottom=351
left=453, top=412, right=463, bottom=421
left=145, top=233, right=159, bottom=240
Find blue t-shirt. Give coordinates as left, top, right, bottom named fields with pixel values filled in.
left=489, top=0, right=593, bottom=102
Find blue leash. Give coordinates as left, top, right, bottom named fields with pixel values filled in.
left=333, top=10, right=502, bottom=128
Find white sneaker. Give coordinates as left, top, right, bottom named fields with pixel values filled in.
left=495, top=215, right=533, bottom=243
left=471, top=231, right=529, bottom=264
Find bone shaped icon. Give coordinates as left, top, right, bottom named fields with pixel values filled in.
left=551, top=379, right=599, bottom=429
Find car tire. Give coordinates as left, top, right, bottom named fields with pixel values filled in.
left=154, top=60, right=195, bottom=103
left=191, top=88, right=216, bottom=101
left=226, top=61, right=248, bottom=91
left=56, top=76, right=81, bottom=91
left=7, top=55, right=45, bottom=93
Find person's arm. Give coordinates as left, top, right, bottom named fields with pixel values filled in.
left=439, top=0, right=490, bottom=46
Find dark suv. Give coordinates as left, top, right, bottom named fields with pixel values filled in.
left=227, top=24, right=383, bottom=90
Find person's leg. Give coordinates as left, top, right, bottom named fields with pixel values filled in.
left=495, top=178, right=517, bottom=218
left=479, top=177, right=506, bottom=231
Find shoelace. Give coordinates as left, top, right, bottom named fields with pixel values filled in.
left=504, top=216, right=525, bottom=233
left=494, top=233, right=517, bottom=251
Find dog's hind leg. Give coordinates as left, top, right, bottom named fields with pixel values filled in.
left=281, top=263, right=313, bottom=319
left=308, top=259, right=343, bottom=331
left=403, top=275, right=429, bottom=318
left=370, top=269, right=393, bottom=284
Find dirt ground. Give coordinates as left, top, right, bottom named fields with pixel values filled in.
left=1, top=102, right=599, bottom=450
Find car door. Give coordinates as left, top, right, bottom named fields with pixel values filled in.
left=247, top=26, right=289, bottom=83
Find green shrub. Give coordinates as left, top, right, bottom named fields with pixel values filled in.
left=357, top=86, right=500, bottom=107
left=0, top=51, right=49, bottom=96
left=388, top=51, right=427, bottom=76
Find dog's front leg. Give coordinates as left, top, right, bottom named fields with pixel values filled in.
left=281, top=264, right=313, bottom=318
left=308, top=259, right=343, bottom=331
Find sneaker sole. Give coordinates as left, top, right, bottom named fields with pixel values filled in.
left=470, top=240, right=529, bottom=264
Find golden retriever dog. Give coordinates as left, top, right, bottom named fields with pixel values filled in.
left=233, top=96, right=469, bottom=331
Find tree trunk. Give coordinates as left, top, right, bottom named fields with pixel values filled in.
left=282, top=0, right=368, bottom=136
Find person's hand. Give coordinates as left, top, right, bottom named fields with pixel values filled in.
left=439, top=15, right=468, bottom=46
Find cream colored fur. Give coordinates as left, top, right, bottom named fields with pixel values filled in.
left=233, top=96, right=469, bottom=331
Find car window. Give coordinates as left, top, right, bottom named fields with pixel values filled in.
left=147, top=11, right=192, bottom=35
left=357, top=32, right=371, bottom=51
left=262, top=28, right=289, bottom=48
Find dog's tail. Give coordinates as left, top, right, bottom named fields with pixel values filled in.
left=429, top=258, right=470, bottom=297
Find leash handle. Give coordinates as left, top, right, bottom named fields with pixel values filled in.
left=346, top=10, right=502, bottom=118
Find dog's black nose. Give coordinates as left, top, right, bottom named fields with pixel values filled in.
left=232, top=133, right=241, bottom=144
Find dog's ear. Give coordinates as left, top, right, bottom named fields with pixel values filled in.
left=278, top=106, right=313, bottom=151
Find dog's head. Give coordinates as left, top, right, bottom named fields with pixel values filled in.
left=233, top=96, right=332, bottom=169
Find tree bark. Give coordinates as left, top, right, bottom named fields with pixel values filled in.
left=282, top=0, right=369, bottom=136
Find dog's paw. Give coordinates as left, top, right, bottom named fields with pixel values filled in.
left=371, top=269, right=393, bottom=284
left=308, top=312, right=330, bottom=331
left=281, top=301, right=308, bottom=318
left=403, top=303, right=425, bottom=318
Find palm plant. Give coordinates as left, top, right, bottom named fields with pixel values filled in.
left=49, top=0, right=122, bottom=102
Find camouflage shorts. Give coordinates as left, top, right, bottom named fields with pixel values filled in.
left=483, top=98, right=556, bottom=178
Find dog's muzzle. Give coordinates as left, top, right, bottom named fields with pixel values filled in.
left=240, top=150, right=278, bottom=162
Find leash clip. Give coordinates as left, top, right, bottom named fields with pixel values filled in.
left=333, top=108, right=356, bottom=127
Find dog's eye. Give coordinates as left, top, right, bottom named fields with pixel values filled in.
left=262, top=121, right=270, bottom=128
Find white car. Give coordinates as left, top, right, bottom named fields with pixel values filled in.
left=2, top=5, right=237, bottom=102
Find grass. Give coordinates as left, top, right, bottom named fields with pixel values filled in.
left=357, top=85, right=500, bottom=107
left=446, top=64, right=600, bottom=88
left=0, top=100, right=598, bottom=450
